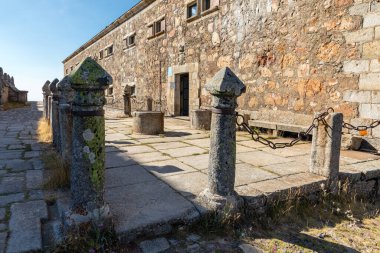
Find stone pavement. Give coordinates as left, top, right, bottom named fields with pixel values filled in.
left=102, top=116, right=380, bottom=242
left=0, top=102, right=48, bottom=253
left=0, top=104, right=379, bottom=252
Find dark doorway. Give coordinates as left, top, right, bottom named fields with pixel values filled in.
left=179, top=73, right=189, bottom=116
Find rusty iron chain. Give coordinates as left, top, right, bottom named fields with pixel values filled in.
left=342, top=120, right=380, bottom=132
left=236, top=108, right=334, bottom=150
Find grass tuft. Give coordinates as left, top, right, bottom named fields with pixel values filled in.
left=42, top=150, right=70, bottom=189
left=37, top=117, right=52, bottom=143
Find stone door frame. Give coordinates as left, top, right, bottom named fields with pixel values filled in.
left=167, top=63, right=200, bottom=116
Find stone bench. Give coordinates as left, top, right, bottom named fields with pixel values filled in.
left=248, top=120, right=310, bottom=135
left=133, top=111, right=164, bottom=135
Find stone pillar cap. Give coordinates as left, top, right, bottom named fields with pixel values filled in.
left=42, top=80, right=51, bottom=92
left=49, top=78, right=59, bottom=93
left=57, top=76, right=72, bottom=92
left=205, top=67, right=246, bottom=97
left=69, top=57, right=112, bottom=90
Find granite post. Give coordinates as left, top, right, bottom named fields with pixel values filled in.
left=42, top=81, right=51, bottom=119
left=199, top=67, right=246, bottom=211
left=57, top=76, right=74, bottom=163
left=65, top=57, right=112, bottom=224
left=49, top=79, right=60, bottom=151
left=310, top=112, right=343, bottom=181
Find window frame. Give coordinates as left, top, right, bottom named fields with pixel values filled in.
left=147, top=16, right=166, bottom=39
left=105, top=44, right=114, bottom=57
left=187, top=1, right=198, bottom=21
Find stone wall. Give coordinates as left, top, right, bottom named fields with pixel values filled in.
left=0, top=67, right=28, bottom=106
left=63, top=0, right=380, bottom=148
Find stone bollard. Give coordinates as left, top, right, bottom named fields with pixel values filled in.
left=65, top=57, right=112, bottom=225
left=49, top=79, right=60, bottom=150
left=57, top=76, right=74, bottom=163
left=42, top=80, right=51, bottom=119
left=133, top=111, right=164, bottom=135
left=123, top=93, right=131, bottom=116
left=310, top=112, right=343, bottom=183
left=199, top=67, right=246, bottom=211
left=191, top=109, right=212, bottom=130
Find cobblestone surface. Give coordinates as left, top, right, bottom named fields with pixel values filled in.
left=0, top=102, right=47, bottom=253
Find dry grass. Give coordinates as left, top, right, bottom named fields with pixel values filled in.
left=2, top=101, right=29, bottom=110
left=37, top=117, right=52, bottom=143
left=42, top=149, right=70, bottom=189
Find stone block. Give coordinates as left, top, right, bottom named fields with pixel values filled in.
left=26, top=170, right=43, bottom=189
left=190, top=109, right=212, bottom=130
left=139, top=238, right=170, bottom=253
left=371, top=90, right=380, bottom=103
left=359, top=103, right=380, bottom=119
left=363, top=40, right=380, bottom=58
left=349, top=3, right=369, bottom=16
left=343, top=90, right=371, bottom=103
left=7, top=200, right=48, bottom=253
left=359, top=73, right=380, bottom=90
left=343, top=60, right=369, bottom=73
left=370, top=59, right=380, bottom=72
left=375, top=26, right=380, bottom=39
left=133, top=111, right=164, bottom=135
left=363, top=13, right=380, bottom=27
left=344, top=28, right=374, bottom=44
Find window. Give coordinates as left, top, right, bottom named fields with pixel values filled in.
left=148, top=17, right=166, bottom=39
left=129, top=34, right=135, bottom=46
left=187, top=2, right=198, bottom=19
left=70, top=66, right=73, bottom=71
left=65, top=69, right=68, bottom=75
left=99, top=50, right=104, bottom=60
left=124, top=33, right=136, bottom=48
left=106, top=45, right=113, bottom=56
left=108, top=87, right=113, bottom=95
left=202, top=0, right=211, bottom=11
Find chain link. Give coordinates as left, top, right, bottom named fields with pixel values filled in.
left=342, top=120, right=380, bottom=132
left=236, top=108, right=334, bottom=150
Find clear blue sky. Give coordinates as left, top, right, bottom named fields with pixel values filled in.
left=0, top=0, right=140, bottom=101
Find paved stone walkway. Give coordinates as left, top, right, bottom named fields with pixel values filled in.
left=102, top=116, right=380, bottom=242
left=0, top=104, right=379, bottom=252
left=0, top=102, right=47, bottom=253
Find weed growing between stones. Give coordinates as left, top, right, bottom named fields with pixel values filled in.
left=42, top=150, right=70, bottom=189
left=53, top=222, right=122, bottom=253
left=37, top=117, right=52, bottom=143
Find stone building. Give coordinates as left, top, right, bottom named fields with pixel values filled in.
left=0, top=67, right=28, bottom=108
left=63, top=0, right=380, bottom=150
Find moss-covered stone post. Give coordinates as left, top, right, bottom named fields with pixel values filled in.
left=42, top=80, right=51, bottom=119
left=66, top=57, right=112, bottom=223
left=57, top=76, right=74, bottom=163
left=49, top=78, right=60, bottom=150
left=199, top=67, right=246, bottom=211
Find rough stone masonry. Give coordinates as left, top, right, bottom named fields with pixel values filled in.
left=62, top=0, right=380, bottom=150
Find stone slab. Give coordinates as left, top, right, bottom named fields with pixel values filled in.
left=142, top=159, right=197, bottom=178
left=0, top=193, right=25, bottom=207
left=105, top=152, right=137, bottom=169
left=26, top=170, right=43, bottom=189
left=105, top=165, right=158, bottom=188
left=128, top=152, right=172, bottom=164
left=118, top=145, right=156, bottom=154
left=177, top=154, right=209, bottom=170
left=139, top=237, right=170, bottom=253
left=105, top=180, right=200, bottom=238
left=237, top=151, right=294, bottom=167
left=7, top=200, right=48, bottom=253
left=150, top=142, right=190, bottom=150
left=0, top=177, right=24, bottom=194
left=159, top=172, right=208, bottom=199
